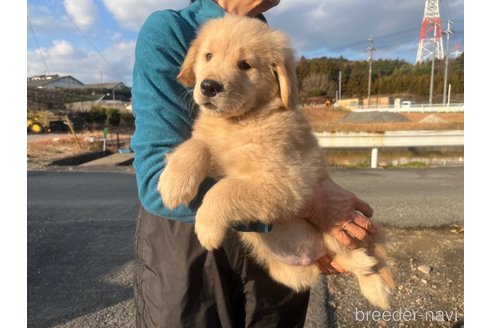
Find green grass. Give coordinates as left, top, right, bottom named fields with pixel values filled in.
left=385, top=161, right=428, bottom=168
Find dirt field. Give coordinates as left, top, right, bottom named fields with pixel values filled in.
left=27, top=130, right=132, bottom=170
left=301, top=108, right=464, bottom=133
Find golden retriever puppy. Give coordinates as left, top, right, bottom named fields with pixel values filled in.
left=158, top=15, right=393, bottom=309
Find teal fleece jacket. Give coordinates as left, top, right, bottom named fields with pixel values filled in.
left=131, top=0, right=224, bottom=222
left=131, top=0, right=270, bottom=232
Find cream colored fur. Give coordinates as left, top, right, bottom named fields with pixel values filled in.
left=158, top=15, right=393, bottom=309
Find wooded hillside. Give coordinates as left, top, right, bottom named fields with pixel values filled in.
left=296, top=53, right=464, bottom=102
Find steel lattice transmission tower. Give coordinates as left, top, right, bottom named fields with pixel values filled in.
left=416, top=0, right=444, bottom=64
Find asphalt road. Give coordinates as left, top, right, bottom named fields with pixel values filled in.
left=28, top=171, right=138, bottom=328
left=328, top=167, right=463, bottom=228
left=27, top=167, right=463, bottom=327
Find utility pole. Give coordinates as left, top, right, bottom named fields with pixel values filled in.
left=429, top=22, right=437, bottom=105
left=442, top=20, right=454, bottom=105
left=367, top=35, right=376, bottom=107
left=447, top=84, right=451, bottom=107
left=338, top=70, right=342, bottom=100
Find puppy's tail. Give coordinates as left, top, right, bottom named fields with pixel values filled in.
left=356, top=268, right=393, bottom=310
left=335, top=246, right=393, bottom=310
left=369, top=226, right=395, bottom=290
left=330, top=227, right=394, bottom=310
left=359, top=227, right=394, bottom=309
left=372, top=242, right=395, bottom=290
left=359, top=238, right=394, bottom=310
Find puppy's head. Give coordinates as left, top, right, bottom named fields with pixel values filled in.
left=178, top=15, right=297, bottom=118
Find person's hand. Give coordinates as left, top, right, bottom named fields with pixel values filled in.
left=316, top=255, right=347, bottom=275
left=302, top=177, right=376, bottom=249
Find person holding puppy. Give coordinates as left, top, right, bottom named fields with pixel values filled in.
left=131, top=0, right=376, bottom=327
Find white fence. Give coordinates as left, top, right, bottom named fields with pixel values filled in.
left=304, top=103, right=464, bottom=113
left=314, top=130, right=464, bottom=168
left=350, top=103, right=464, bottom=113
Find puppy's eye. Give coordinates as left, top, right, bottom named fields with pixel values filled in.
left=206, top=53, right=212, bottom=61
left=238, top=60, right=252, bottom=71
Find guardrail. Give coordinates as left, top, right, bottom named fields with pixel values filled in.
left=314, top=130, right=464, bottom=168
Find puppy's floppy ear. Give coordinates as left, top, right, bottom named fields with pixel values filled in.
left=177, top=38, right=200, bottom=87
left=273, top=48, right=298, bottom=110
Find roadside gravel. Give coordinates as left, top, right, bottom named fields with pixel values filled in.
left=310, top=227, right=464, bottom=328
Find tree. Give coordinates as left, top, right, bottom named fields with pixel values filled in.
left=90, top=107, right=107, bottom=125
left=108, top=109, right=121, bottom=127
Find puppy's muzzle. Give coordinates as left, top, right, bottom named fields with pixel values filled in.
left=200, top=79, right=224, bottom=97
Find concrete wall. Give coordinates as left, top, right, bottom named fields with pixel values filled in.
left=66, top=100, right=131, bottom=112
left=336, top=98, right=360, bottom=108
left=362, top=96, right=392, bottom=107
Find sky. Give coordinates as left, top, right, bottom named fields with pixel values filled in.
left=26, top=0, right=464, bottom=87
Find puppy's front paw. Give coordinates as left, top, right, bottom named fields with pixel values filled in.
left=195, top=219, right=226, bottom=251
left=158, top=168, right=198, bottom=209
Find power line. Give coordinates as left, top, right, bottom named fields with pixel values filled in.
left=304, top=28, right=420, bottom=59
left=64, top=13, right=124, bottom=82
left=301, top=18, right=463, bottom=59
left=27, top=16, right=133, bottom=41
left=27, top=15, right=50, bottom=75
left=339, top=28, right=420, bottom=51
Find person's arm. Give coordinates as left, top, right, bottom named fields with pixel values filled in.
left=287, top=176, right=375, bottom=274
left=303, top=176, right=375, bottom=250
left=131, top=11, right=214, bottom=221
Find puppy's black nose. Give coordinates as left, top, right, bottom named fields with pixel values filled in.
left=200, top=79, right=223, bottom=97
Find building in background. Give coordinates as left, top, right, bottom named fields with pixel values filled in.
left=27, top=74, right=84, bottom=89
left=27, top=74, right=131, bottom=112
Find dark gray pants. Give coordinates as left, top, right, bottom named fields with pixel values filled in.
left=134, top=207, right=310, bottom=328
